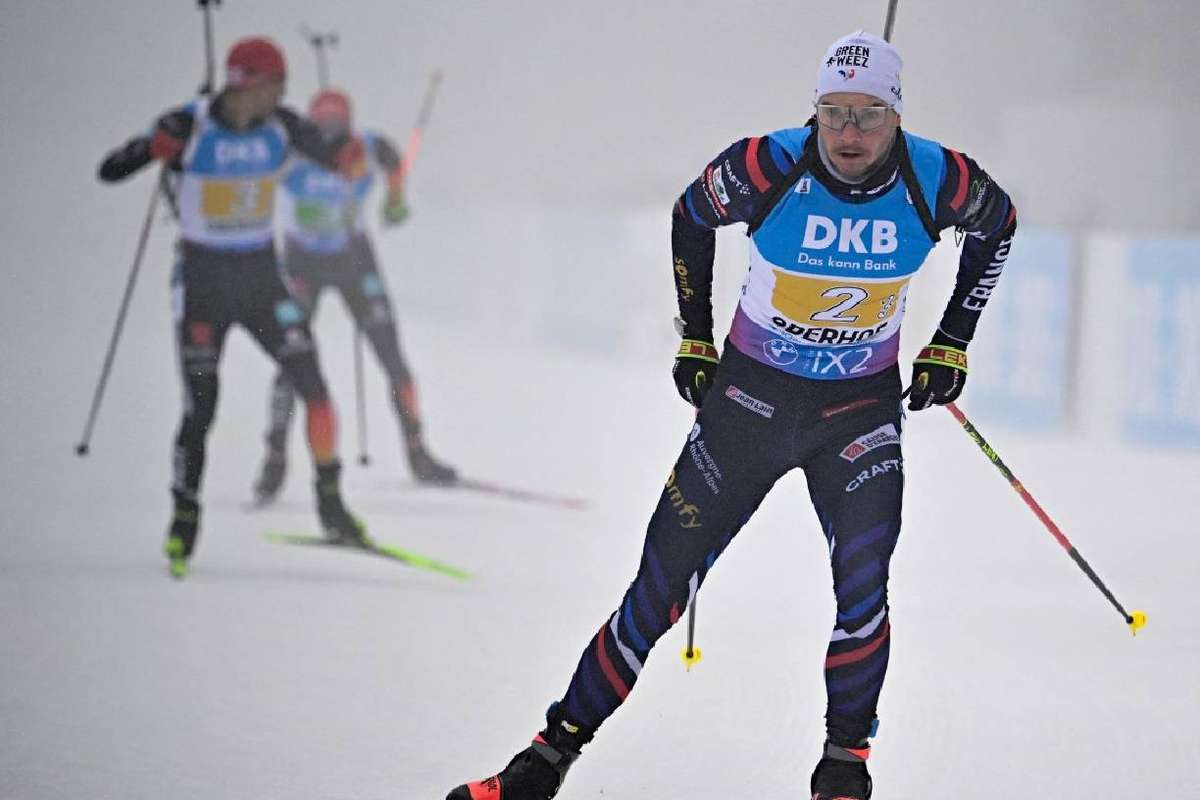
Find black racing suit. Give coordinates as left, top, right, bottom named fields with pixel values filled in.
left=255, top=128, right=454, bottom=491
left=98, top=91, right=364, bottom=550
left=265, top=233, right=426, bottom=456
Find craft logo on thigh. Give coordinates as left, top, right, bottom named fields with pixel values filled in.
left=724, top=385, right=775, bottom=419
left=845, top=457, right=903, bottom=492
left=664, top=469, right=702, bottom=529
left=839, top=423, right=900, bottom=462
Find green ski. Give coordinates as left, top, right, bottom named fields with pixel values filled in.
left=265, top=532, right=472, bottom=581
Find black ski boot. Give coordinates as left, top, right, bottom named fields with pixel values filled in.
left=446, top=703, right=593, bottom=800
left=164, top=490, right=199, bottom=579
left=811, top=742, right=873, bottom=800
left=253, top=449, right=287, bottom=506
left=314, top=462, right=368, bottom=546
left=407, top=436, right=458, bottom=486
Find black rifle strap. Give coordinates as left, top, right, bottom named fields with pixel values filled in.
left=895, top=131, right=941, bottom=243
left=746, top=125, right=941, bottom=244
left=744, top=119, right=818, bottom=237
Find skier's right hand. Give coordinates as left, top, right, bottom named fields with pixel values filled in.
left=381, top=193, right=410, bottom=226
left=672, top=339, right=719, bottom=408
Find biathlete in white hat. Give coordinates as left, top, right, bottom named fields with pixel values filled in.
left=445, top=29, right=1017, bottom=800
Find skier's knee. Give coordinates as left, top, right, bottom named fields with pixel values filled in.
left=280, top=355, right=328, bottom=402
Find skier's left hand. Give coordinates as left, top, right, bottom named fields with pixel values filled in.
left=382, top=194, right=410, bottom=226
left=908, top=333, right=968, bottom=411
left=673, top=339, right=720, bottom=409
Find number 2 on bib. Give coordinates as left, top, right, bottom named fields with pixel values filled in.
left=812, top=286, right=869, bottom=323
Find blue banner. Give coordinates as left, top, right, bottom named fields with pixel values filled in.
left=1122, top=238, right=1200, bottom=448
left=966, top=229, right=1075, bottom=431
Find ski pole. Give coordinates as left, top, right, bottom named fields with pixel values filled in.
left=161, top=0, right=222, bottom=220
left=882, top=0, right=900, bottom=41
left=161, top=0, right=222, bottom=221
left=197, top=0, right=221, bottom=95
left=75, top=173, right=162, bottom=456
left=297, top=27, right=372, bottom=466
left=400, top=69, right=444, bottom=181
left=942, top=401, right=1146, bottom=635
left=354, top=324, right=370, bottom=466
left=299, top=26, right=339, bottom=89
left=681, top=595, right=702, bottom=671
left=346, top=68, right=446, bottom=467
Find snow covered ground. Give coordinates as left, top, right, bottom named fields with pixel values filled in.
left=3, top=283, right=1197, bottom=798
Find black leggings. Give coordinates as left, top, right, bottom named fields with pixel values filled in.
left=262, top=235, right=425, bottom=457
left=171, top=243, right=337, bottom=499
left=558, top=344, right=905, bottom=746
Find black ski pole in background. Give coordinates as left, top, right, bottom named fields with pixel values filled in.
left=76, top=0, right=222, bottom=455
left=883, top=0, right=899, bottom=41
left=156, top=0, right=223, bottom=221
left=353, top=324, right=370, bottom=466
left=349, top=68, right=445, bottom=466
left=164, top=0, right=222, bottom=218
left=198, top=0, right=221, bottom=95
left=299, top=27, right=372, bottom=465
left=299, top=26, right=338, bottom=89
left=74, top=182, right=162, bottom=456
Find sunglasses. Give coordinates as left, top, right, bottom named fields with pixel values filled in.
left=814, top=103, right=893, bottom=133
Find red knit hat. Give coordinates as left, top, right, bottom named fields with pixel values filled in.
left=309, top=89, right=352, bottom=125
left=226, top=36, right=287, bottom=89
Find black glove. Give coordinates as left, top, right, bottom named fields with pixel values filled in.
left=673, top=339, right=720, bottom=408
left=908, top=334, right=968, bottom=411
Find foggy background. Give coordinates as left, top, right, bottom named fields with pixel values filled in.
left=5, top=0, right=1200, bottom=412
left=2, top=2, right=1198, bottom=799
left=7, top=1, right=1200, bottom=226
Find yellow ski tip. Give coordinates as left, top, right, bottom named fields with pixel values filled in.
left=681, top=646, right=702, bottom=671
left=1128, top=610, right=1147, bottom=636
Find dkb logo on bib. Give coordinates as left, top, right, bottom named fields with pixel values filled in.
left=801, top=215, right=898, bottom=254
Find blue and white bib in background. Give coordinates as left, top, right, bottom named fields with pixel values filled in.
left=278, top=132, right=378, bottom=255
left=175, top=98, right=290, bottom=251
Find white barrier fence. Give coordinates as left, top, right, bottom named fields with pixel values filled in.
left=381, top=202, right=1200, bottom=450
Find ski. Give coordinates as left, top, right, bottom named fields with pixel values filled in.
left=383, top=477, right=589, bottom=510
left=264, top=531, right=472, bottom=580
left=455, top=477, right=589, bottom=510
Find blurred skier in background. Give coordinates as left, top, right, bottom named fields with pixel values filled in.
left=97, top=36, right=371, bottom=577
left=252, top=87, right=457, bottom=506
left=445, top=30, right=1016, bottom=800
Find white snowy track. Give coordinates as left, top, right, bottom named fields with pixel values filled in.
left=3, top=306, right=1197, bottom=799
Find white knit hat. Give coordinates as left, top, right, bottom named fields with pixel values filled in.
left=815, top=30, right=903, bottom=114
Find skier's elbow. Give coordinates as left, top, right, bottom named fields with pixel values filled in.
left=97, top=158, right=124, bottom=183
